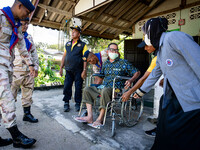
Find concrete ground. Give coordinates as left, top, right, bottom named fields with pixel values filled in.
left=0, top=88, right=155, bottom=150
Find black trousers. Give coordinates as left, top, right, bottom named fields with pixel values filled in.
left=63, top=70, right=83, bottom=104
left=151, top=92, right=200, bottom=150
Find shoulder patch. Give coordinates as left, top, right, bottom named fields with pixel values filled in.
left=67, top=42, right=71, bottom=46
left=4, top=19, right=10, bottom=27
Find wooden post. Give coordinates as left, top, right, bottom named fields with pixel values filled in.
left=29, top=0, right=40, bottom=22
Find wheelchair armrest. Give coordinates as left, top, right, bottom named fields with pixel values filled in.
left=89, top=74, right=104, bottom=87
left=90, top=84, right=101, bottom=87
left=115, top=76, right=132, bottom=80
left=91, top=73, right=105, bottom=78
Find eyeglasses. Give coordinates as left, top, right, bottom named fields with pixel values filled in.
left=108, top=48, right=119, bottom=52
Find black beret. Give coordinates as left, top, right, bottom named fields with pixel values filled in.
left=19, top=0, right=35, bottom=12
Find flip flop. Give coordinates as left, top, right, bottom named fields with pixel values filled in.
left=87, top=123, right=104, bottom=129
left=72, top=115, right=87, bottom=123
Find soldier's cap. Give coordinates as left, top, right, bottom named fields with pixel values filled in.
left=137, top=41, right=146, bottom=48
left=18, top=0, right=35, bottom=12
left=70, top=26, right=81, bottom=33
left=21, top=17, right=29, bottom=21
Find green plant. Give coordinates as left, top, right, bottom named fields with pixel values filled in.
left=34, top=49, right=65, bottom=87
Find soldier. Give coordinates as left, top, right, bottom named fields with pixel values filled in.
left=0, top=0, right=36, bottom=148
left=11, top=17, right=39, bottom=123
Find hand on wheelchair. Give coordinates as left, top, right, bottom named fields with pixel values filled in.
left=124, top=79, right=132, bottom=90
left=121, top=90, right=132, bottom=102
left=122, top=89, right=142, bottom=102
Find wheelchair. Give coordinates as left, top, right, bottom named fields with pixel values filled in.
left=78, top=74, right=144, bottom=137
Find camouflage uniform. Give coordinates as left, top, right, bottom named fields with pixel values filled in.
left=0, top=10, right=33, bottom=128
left=11, top=34, right=39, bottom=107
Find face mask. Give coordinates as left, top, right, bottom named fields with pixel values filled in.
left=108, top=53, right=119, bottom=60
left=144, top=34, right=152, bottom=46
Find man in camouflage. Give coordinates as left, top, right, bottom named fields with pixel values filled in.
left=0, top=0, right=36, bottom=148
left=11, top=17, right=39, bottom=123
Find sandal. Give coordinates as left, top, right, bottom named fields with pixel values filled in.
left=72, top=116, right=88, bottom=123
left=88, top=120, right=104, bottom=129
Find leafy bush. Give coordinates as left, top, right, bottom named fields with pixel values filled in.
left=34, top=49, right=65, bottom=87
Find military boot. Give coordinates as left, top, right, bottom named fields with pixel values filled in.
left=0, top=137, right=13, bottom=147
left=23, top=106, right=38, bottom=123
left=7, top=125, right=36, bottom=148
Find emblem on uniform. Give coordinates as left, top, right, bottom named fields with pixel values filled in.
left=166, top=59, right=173, bottom=66
left=115, top=88, right=120, bottom=93
left=67, top=42, right=71, bottom=46
left=5, top=20, right=10, bottom=26
left=77, top=43, right=81, bottom=47
left=82, top=57, right=87, bottom=61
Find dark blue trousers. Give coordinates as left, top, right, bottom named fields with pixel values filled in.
left=63, top=70, right=83, bottom=104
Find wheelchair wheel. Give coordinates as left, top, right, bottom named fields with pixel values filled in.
left=111, top=113, right=116, bottom=137
left=121, top=98, right=143, bottom=127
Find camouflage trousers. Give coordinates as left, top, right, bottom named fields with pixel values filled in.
left=11, top=71, right=34, bottom=108
left=0, top=68, right=17, bottom=128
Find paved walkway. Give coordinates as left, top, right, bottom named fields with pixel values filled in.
left=0, top=88, right=155, bottom=150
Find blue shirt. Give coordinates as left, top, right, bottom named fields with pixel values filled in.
left=94, top=52, right=102, bottom=71
left=100, top=58, right=138, bottom=88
